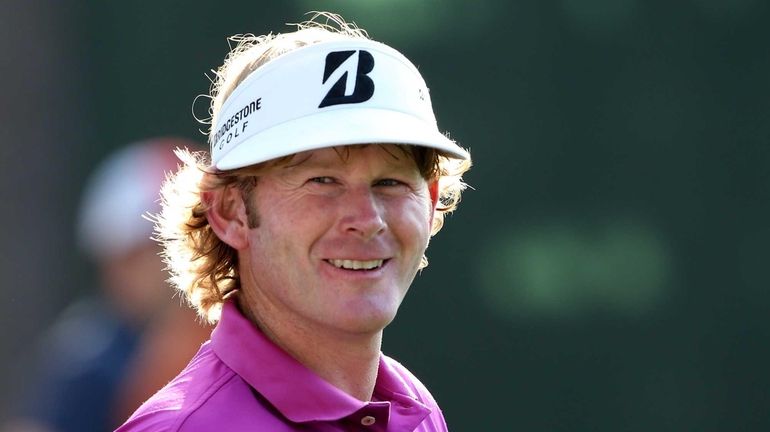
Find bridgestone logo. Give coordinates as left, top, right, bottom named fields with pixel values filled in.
left=213, top=98, right=262, bottom=149
left=318, top=50, right=375, bottom=108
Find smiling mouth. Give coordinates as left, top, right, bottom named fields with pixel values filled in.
left=326, top=259, right=386, bottom=270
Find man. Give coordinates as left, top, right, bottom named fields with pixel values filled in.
left=117, top=13, right=471, bottom=432
left=5, top=138, right=210, bottom=432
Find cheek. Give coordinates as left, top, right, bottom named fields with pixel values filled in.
left=389, top=197, right=433, bottom=242
left=264, top=185, right=337, bottom=224
left=249, top=193, right=334, bottom=256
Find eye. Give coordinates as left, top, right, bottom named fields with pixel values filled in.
left=308, top=176, right=336, bottom=185
left=374, top=179, right=404, bottom=187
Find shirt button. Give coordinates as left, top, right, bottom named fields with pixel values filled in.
left=360, top=415, right=376, bottom=426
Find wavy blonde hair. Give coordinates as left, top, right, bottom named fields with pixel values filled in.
left=155, top=13, right=471, bottom=323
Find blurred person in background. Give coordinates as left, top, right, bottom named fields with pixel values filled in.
left=117, top=13, right=471, bottom=432
left=5, top=138, right=211, bottom=432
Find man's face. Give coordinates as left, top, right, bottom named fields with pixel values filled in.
left=103, top=242, right=168, bottom=326
left=238, top=144, right=436, bottom=336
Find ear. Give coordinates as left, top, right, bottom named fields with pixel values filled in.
left=204, top=186, right=250, bottom=250
left=428, top=180, right=439, bottom=226
left=428, top=180, right=439, bottom=210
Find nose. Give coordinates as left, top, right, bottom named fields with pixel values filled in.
left=339, top=187, right=386, bottom=240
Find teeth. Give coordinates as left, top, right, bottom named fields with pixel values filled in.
left=328, top=259, right=384, bottom=270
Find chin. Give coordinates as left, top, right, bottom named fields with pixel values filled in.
left=335, top=309, right=398, bottom=335
left=328, top=289, right=406, bottom=333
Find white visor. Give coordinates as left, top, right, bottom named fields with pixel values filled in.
left=210, top=39, right=469, bottom=170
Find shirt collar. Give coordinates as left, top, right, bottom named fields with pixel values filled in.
left=211, top=301, right=430, bottom=424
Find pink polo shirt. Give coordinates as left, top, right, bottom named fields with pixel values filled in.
left=116, top=301, right=448, bottom=431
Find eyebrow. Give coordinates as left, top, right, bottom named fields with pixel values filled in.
left=282, top=152, right=315, bottom=169
left=280, top=155, right=342, bottom=173
left=280, top=150, right=416, bottom=173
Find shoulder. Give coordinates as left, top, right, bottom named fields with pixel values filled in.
left=380, top=355, right=449, bottom=431
left=40, top=298, right=136, bottom=372
left=115, top=343, right=239, bottom=432
left=381, top=355, right=441, bottom=407
left=22, top=299, right=137, bottom=432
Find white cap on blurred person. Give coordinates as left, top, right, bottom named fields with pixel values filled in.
left=77, top=138, right=194, bottom=260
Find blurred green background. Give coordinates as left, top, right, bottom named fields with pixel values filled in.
left=2, top=1, right=769, bottom=430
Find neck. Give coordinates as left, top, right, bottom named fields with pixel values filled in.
left=237, top=293, right=382, bottom=402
